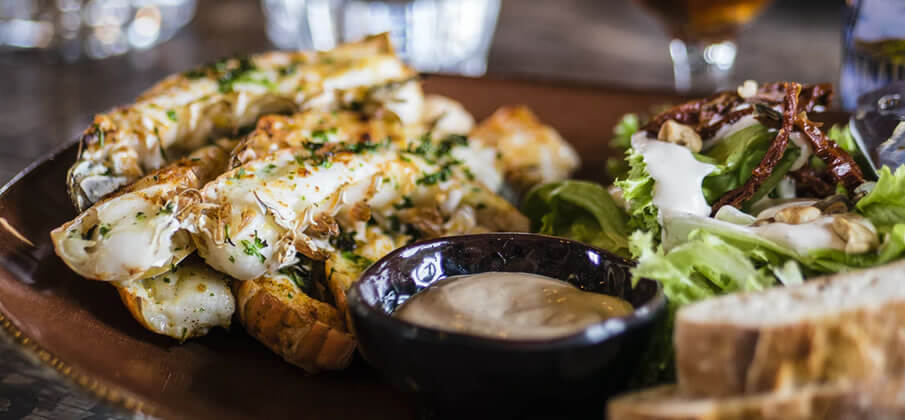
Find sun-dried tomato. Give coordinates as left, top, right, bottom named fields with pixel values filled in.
left=642, top=82, right=833, bottom=140
left=789, top=166, right=836, bottom=197
left=710, top=82, right=802, bottom=214
left=795, top=113, right=865, bottom=191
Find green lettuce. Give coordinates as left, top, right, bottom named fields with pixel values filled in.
left=615, top=148, right=660, bottom=242
left=856, top=165, right=905, bottom=232
left=628, top=229, right=779, bottom=384
left=699, top=124, right=800, bottom=206
left=521, top=180, right=631, bottom=257
left=606, top=114, right=641, bottom=180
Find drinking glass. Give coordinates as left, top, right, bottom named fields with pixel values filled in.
left=632, top=0, right=773, bottom=93
left=262, top=0, right=501, bottom=76
left=840, top=0, right=905, bottom=110
left=0, top=0, right=196, bottom=60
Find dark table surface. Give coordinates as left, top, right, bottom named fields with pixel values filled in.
left=0, top=0, right=839, bottom=418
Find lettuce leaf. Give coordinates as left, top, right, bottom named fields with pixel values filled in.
left=628, top=229, right=778, bottom=384
left=615, top=148, right=660, bottom=243
left=698, top=124, right=801, bottom=206
left=521, top=181, right=631, bottom=257
left=856, top=165, right=905, bottom=232
left=606, top=114, right=641, bottom=179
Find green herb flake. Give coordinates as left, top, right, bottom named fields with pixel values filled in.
left=224, top=224, right=235, bottom=246
left=393, top=195, right=414, bottom=210
left=98, top=224, right=111, bottom=238
left=341, top=251, right=374, bottom=270
left=279, top=264, right=312, bottom=294
left=94, top=124, right=105, bottom=148
left=228, top=255, right=236, bottom=263
left=157, top=202, right=174, bottom=215
left=166, top=110, right=178, bottom=122
left=330, top=229, right=357, bottom=252
left=163, top=277, right=171, bottom=284
left=416, top=164, right=453, bottom=186
left=240, top=232, right=268, bottom=263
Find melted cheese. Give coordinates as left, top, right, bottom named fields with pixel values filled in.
left=118, top=259, right=235, bottom=339
left=52, top=183, right=192, bottom=282
left=632, top=133, right=716, bottom=218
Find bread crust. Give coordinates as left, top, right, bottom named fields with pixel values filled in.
left=608, top=378, right=905, bottom=420
left=233, top=276, right=356, bottom=373
left=675, top=263, right=905, bottom=397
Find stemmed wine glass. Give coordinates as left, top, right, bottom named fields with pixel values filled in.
left=633, top=0, right=774, bottom=93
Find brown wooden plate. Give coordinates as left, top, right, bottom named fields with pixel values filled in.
left=0, top=76, right=690, bottom=419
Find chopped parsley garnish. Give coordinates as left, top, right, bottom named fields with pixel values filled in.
left=94, top=124, right=105, bottom=148
left=436, top=134, right=468, bottom=156
left=157, top=202, right=174, bottom=215
left=279, top=265, right=312, bottom=294
left=224, top=224, right=235, bottom=246
left=341, top=251, right=373, bottom=270
left=330, top=229, right=357, bottom=252
left=135, top=212, right=146, bottom=220
left=240, top=233, right=268, bottom=263
left=228, top=255, right=236, bottom=263
left=416, top=164, right=454, bottom=185
left=163, top=277, right=171, bottom=284
left=230, top=168, right=246, bottom=180
left=310, top=127, right=337, bottom=143
left=166, top=110, right=178, bottom=122
left=98, top=224, right=111, bottom=238
left=393, top=195, right=414, bottom=210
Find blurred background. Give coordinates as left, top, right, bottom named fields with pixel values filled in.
left=0, top=0, right=879, bottom=417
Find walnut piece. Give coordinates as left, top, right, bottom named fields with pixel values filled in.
left=832, top=215, right=878, bottom=254
left=774, top=205, right=821, bottom=225
left=657, top=120, right=703, bottom=152
left=737, top=80, right=759, bottom=99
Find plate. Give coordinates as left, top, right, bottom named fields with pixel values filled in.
left=0, top=75, right=688, bottom=419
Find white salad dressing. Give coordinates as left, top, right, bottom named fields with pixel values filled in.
left=632, top=132, right=716, bottom=219
left=752, top=216, right=846, bottom=255
left=789, top=132, right=813, bottom=171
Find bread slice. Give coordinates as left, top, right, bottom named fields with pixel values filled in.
left=607, top=378, right=905, bottom=420
left=674, top=259, right=905, bottom=397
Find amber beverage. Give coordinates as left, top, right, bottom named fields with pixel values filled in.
left=635, top=0, right=773, bottom=42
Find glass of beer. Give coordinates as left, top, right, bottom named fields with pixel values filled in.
left=840, top=0, right=905, bottom=110
left=633, top=0, right=773, bottom=93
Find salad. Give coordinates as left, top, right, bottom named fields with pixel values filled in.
left=522, top=81, right=905, bottom=383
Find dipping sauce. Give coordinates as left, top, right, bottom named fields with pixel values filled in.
left=393, top=272, right=634, bottom=340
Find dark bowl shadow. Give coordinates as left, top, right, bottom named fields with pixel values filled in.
left=347, top=233, right=666, bottom=417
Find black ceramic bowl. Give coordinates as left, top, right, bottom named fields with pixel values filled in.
left=347, top=233, right=666, bottom=415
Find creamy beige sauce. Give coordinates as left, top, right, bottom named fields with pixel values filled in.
left=393, top=272, right=634, bottom=340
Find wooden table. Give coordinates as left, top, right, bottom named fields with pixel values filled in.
left=0, top=0, right=839, bottom=417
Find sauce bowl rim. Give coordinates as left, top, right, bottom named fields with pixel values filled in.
left=347, top=232, right=667, bottom=351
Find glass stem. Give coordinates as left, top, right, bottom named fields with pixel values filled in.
left=669, top=38, right=737, bottom=93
